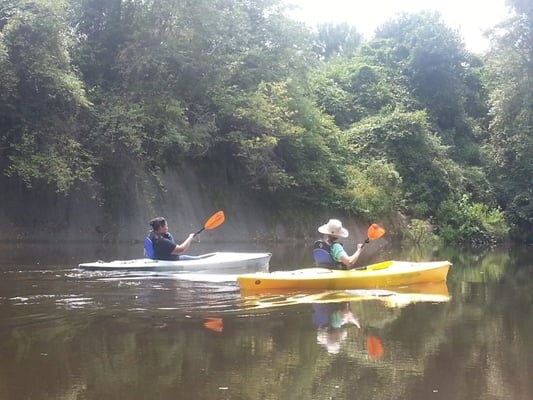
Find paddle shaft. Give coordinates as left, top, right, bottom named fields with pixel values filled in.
left=194, top=227, right=206, bottom=236
left=353, top=224, right=386, bottom=270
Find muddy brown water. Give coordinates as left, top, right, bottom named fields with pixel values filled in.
left=0, top=242, right=531, bottom=400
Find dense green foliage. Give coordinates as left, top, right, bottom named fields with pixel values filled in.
left=483, top=0, right=533, bottom=242
left=0, top=0, right=530, bottom=243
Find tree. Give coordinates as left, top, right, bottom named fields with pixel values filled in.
left=0, top=0, right=93, bottom=192
left=374, top=11, right=487, bottom=164
left=312, top=22, right=361, bottom=59
left=347, top=110, right=457, bottom=217
left=212, top=79, right=345, bottom=210
left=309, top=59, right=399, bottom=129
left=484, top=0, right=533, bottom=241
left=69, top=0, right=128, bottom=88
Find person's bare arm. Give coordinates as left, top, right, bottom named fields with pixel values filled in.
left=171, top=233, right=195, bottom=255
left=340, top=243, right=363, bottom=268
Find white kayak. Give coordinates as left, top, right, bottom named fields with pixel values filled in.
left=78, top=252, right=272, bottom=273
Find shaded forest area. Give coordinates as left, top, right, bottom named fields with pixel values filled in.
left=0, top=0, right=531, bottom=244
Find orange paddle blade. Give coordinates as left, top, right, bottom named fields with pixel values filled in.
left=366, top=335, right=384, bottom=360
left=204, top=211, right=225, bottom=230
left=204, top=318, right=223, bottom=333
left=367, top=224, right=386, bottom=241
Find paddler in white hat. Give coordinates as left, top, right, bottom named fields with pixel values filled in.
left=317, top=219, right=364, bottom=269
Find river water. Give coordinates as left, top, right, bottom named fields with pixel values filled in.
left=0, top=241, right=531, bottom=400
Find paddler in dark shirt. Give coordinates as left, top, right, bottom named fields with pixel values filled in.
left=147, top=217, right=196, bottom=261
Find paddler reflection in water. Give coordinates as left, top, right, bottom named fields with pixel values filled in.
left=314, top=219, right=364, bottom=270
left=145, top=217, right=198, bottom=261
left=313, top=302, right=360, bottom=354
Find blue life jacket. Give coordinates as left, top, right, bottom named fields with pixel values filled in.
left=144, top=232, right=174, bottom=259
left=144, top=237, right=155, bottom=259
left=313, top=240, right=345, bottom=269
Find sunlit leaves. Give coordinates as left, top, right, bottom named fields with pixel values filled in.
left=92, top=95, right=198, bottom=166
left=341, top=161, right=402, bottom=219
left=404, top=219, right=439, bottom=245
left=313, top=22, right=362, bottom=59
left=217, top=81, right=304, bottom=191
left=1, top=0, right=91, bottom=192
left=436, top=195, right=509, bottom=245
left=309, top=60, right=396, bottom=128
left=0, top=33, right=16, bottom=101
left=6, top=130, right=94, bottom=192
left=233, top=81, right=304, bottom=137
left=3, top=0, right=89, bottom=110
left=348, top=110, right=454, bottom=216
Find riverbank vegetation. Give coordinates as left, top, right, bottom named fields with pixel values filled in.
left=0, top=0, right=531, bottom=244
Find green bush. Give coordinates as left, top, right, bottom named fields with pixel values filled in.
left=436, top=195, right=509, bottom=245
left=340, top=160, right=403, bottom=219
left=405, top=219, right=439, bottom=244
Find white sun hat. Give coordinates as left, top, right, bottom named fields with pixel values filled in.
left=318, top=219, right=349, bottom=238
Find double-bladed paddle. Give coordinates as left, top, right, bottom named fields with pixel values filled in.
left=194, top=210, right=225, bottom=236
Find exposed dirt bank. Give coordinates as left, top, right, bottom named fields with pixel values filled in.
left=0, top=165, right=377, bottom=254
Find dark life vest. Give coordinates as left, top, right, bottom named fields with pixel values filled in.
left=145, top=231, right=176, bottom=260
left=313, top=240, right=346, bottom=269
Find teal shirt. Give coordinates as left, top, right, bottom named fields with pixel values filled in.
left=330, top=242, right=345, bottom=263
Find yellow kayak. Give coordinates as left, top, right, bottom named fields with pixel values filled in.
left=237, top=260, right=451, bottom=292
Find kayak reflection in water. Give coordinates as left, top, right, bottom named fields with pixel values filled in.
left=312, top=302, right=360, bottom=354
left=145, top=217, right=198, bottom=261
